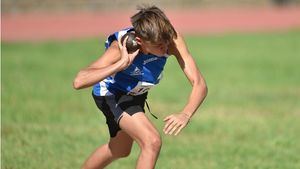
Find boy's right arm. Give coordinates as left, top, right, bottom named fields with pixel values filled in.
left=73, top=39, right=139, bottom=90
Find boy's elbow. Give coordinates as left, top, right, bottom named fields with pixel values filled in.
left=194, top=76, right=208, bottom=96
left=202, top=83, right=208, bottom=97
left=73, top=78, right=82, bottom=90
left=197, top=80, right=208, bottom=96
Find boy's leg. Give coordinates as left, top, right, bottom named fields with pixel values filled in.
left=81, top=130, right=133, bottom=169
left=119, top=112, right=162, bottom=169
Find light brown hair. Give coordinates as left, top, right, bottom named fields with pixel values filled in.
left=131, top=5, right=177, bottom=44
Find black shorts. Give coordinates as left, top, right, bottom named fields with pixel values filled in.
left=92, top=92, right=148, bottom=137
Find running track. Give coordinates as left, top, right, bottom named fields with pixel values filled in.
left=2, top=6, right=300, bottom=42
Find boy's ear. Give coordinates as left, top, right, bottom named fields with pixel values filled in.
left=135, top=37, right=142, bottom=45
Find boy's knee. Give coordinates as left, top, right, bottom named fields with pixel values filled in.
left=141, top=134, right=162, bottom=152
left=149, top=136, right=162, bottom=152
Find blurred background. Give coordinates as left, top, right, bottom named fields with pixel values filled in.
left=2, top=0, right=300, bottom=13
left=2, top=0, right=300, bottom=41
left=2, top=0, right=300, bottom=169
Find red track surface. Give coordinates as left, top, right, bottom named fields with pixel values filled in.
left=2, top=7, right=300, bottom=42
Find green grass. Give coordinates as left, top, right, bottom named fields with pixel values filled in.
left=2, top=30, right=300, bottom=169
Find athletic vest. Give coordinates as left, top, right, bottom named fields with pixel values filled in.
left=93, top=28, right=169, bottom=96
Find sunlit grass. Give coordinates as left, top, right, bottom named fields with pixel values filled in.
left=2, top=31, right=300, bottom=169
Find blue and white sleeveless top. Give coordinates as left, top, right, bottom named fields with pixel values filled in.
left=93, top=28, right=169, bottom=96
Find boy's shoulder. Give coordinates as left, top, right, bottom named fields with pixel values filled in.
left=113, top=27, right=134, bottom=39
left=105, top=27, right=134, bottom=48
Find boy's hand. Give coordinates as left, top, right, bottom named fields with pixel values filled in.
left=118, top=36, right=140, bottom=70
left=163, top=113, right=190, bottom=136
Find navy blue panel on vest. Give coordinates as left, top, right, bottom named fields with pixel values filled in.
left=93, top=28, right=169, bottom=96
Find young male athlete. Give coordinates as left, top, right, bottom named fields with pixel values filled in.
left=73, top=5, right=207, bottom=169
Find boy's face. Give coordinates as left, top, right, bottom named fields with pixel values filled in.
left=138, top=38, right=169, bottom=56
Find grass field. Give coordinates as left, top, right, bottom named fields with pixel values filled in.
left=2, top=30, right=300, bottom=169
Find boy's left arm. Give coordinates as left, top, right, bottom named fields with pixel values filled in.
left=163, top=33, right=208, bottom=136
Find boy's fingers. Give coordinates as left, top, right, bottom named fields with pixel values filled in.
left=164, top=120, right=176, bottom=133
left=118, top=35, right=128, bottom=50
left=129, top=49, right=140, bottom=60
left=168, top=123, right=182, bottom=135
left=174, top=125, right=185, bottom=136
left=163, top=115, right=172, bottom=122
left=122, top=36, right=128, bottom=48
left=163, top=119, right=174, bottom=132
left=131, top=49, right=140, bottom=55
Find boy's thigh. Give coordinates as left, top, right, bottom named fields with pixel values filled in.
left=119, top=112, right=160, bottom=144
left=108, top=130, right=134, bottom=154
left=93, top=93, right=148, bottom=137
